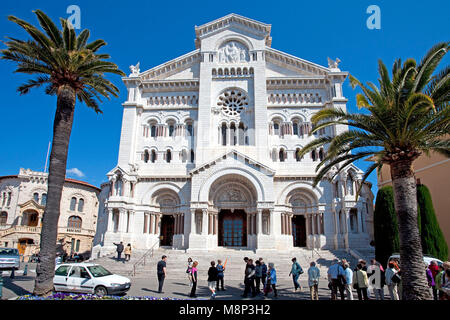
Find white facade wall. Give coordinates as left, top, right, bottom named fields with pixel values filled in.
left=94, top=14, right=374, bottom=255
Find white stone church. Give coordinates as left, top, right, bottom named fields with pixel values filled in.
left=93, top=14, right=374, bottom=256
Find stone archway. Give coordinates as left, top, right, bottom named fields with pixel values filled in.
left=208, top=174, right=257, bottom=248
left=150, top=188, right=181, bottom=247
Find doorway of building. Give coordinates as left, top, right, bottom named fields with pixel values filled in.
left=292, top=215, right=306, bottom=247
left=18, top=238, right=34, bottom=255
left=218, top=209, right=247, bottom=247
left=160, top=215, right=174, bottom=246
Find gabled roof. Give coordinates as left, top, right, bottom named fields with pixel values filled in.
left=194, top=14, right=272, bottom=48
left=189, top=149, right=275, bottom=176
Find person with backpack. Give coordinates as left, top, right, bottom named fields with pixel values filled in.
left=207, top=260, right=219, bottom=299
left=289, top=257, right=303, bottom=292
left=255, top=260, right=263, bottom=294
left=385, top=261, right=400, bottom=300
left=343, top=263, right=353, bottom=300
left=328, top=259, right=345, bottom=300
left=216, top=259, right=225, bottom=291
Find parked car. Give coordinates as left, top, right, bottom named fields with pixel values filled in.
left=0, top=247, right=20, bottom=271
left=387, top=254, right=443, bottom=268
left=53, top=263, right=131, bottom=296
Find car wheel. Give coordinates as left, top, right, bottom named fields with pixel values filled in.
left=94, top=286, right=108, bottom=297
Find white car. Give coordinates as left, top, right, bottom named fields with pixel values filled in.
left=53, top=262, right=131, bottom=296
left=387, top=254, right=443, bottom=267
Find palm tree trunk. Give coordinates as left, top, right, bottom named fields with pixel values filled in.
left=33, top=85, right=76, bottom=296
left=390, top=159, right=432, bottom=300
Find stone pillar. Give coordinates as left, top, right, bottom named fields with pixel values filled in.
left=257, top=209, right=262, bottom=235
left=208, top=213, right=213, bottom=234
left=181, top=213, right=184, bottom=234
left=107, top=209, right=114, bottom=232
left=288, top=214, right=292, bottom=235
left=155, top=214, right=160, bottom=235
left=190, top=209, right=196, bottom=235
left=305, top=214, right=311, bottom=236
left=201, top=209, right=208, bottom=235
left=269, top=209, right=274, bottom=235
left=357, top=208, right=363, bottom=234
left=214, top=213, right=218, bottom=235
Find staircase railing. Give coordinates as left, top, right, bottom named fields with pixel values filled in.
left=130, top=241, right=159, bottom=277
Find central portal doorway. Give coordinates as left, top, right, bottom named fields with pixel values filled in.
left=160, top=215, right=174, bottom=246
left=292, top=215, right=306, bottom=247
left=218, top=209, right=247, bottom=247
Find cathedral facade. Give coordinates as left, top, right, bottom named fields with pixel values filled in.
left=94, top=14, right=374, bottom=255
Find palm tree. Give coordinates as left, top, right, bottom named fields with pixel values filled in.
left=1, top=10, right=125, bottom=296
left=298, top=43, right=449, bottom=300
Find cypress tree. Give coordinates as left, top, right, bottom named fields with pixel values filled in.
left=374, top=186, right=400, bottom=268
left=416, top=184, right=448, bottom=261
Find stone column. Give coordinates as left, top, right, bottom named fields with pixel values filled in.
left=269, top=209, right=274, bottom=235
left=190, top=209, right=196, bottom=235
left=305, top=214, right=311, bottom=236
left=257, top=209, right=262, bottom=235
left=357, top=208, right=363, bottom=234
left=107, top=209, right=114, bottom=232
left=201, top=209, right=208, bottom=235
left=155, top=214, right=160, bottom=235
left=149, top=214, right=154, bottom=234
left=208, top=213, right=213, bottom=235
left=214, top=213, right=218, bottom=235
left=288, top=214, right=292, bottom=235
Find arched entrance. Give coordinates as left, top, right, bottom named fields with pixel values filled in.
left=292, top=215, right=306, bottom=247
left=18, top=238, right=34, bottom=255
left=160, top=215, right=174, bottom=246
left=218, top=209, right=247, bottom=247
left=208, top=174, right=257, bottom=248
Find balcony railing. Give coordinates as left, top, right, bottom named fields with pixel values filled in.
left=0, top=225, right=95, bottom=238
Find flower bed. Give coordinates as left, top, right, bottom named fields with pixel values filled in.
left=16, top=293, right=194, bottom=300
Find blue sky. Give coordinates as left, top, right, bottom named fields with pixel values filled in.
left=0, top=0, right=449, bottom=197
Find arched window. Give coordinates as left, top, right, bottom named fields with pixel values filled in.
left=190, top=149, right=195, bottom=163
left=150, top=125, right=157, bottom=137
left=68, top=216, right=82, bottom=229
left=238, top=122, right=245, bottom=145
left=293, top=121, right=299, bottom=135
left=230, top=123, right=236, bottom=146
left=166, top=150, right=172, bottom=163
left=346, top=175, right=354, bottom=195
left=168, top=124, right=175, bottom=137
left=115, top=177, right=123, bottom=196
left=349, top=209, right=358, bottom=233
left=33, top=193, right=39, bottom=203
left=311, top=150, right=316, bottom=161
left=295, top=148, right=301, bottom=162
left=70, top=197, right=77, bottom=211
left=221, top=123, right=227, bottom=146
left=273, top=122, right=280, bottom=135
left=41, top=193, right=47, bottom=206
left=279, top=148, right=286, bottom=162
left=0, top=212, right=7, bottom=225
left=77, top=198, right=84, bottom=212
left=151, top=150, right=157, bottom=163
left=186, top=122, right=194, bottom=137
left=319, top=148, right=324, bottom=161
left=144, top=150, right=150, bottom=163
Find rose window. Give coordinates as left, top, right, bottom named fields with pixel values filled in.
left=217, top=90, right=248, bottom=116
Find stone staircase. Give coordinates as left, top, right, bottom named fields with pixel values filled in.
left=91, top=247, right=364, bottom=281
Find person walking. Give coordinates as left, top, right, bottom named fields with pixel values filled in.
left=435, top=264, right=445, bottom=300
left=260, top=258, right=267, bottom=290
left=426, top=262, right=436, bottom=299
left=190, top=261, right=199, bottom=298
left=124, top=244, right=132, bottom=263
left=289, top=257, right=303, bottom=292
left=157, top=255, right=167, bottom=293
left=187, top=257, right=193, bottom=287
left=307, top=261, right=320, bottom=300
left=208, top=261, right=219, bottom=299
left=327, top=259, right=345, bottom=300
left=255, top=260, right=263, bottom=294
left=342, top=263, right=353, bottom=300
left=113, top=241, right=124, bottom=262
left=353, top=263, right=369, bottom=300
left=216, top=259, right=225, bottom=291
left=242, top=258, right=256, bottom=298
left=385, top=261, right=400, bottom=300
left=264, top=262, right=277, bottom=298
left=428, top=261, right=439, bottom=300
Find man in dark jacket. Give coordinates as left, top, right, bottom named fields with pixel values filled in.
left=113, top=242, right=124, bottom=261
left=242, top=258, right=256, bottom=298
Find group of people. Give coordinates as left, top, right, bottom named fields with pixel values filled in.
left=113, top=241, right=132, bottom=263
left=154, top=254, right=450, bottom=300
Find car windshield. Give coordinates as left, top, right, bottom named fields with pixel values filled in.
left=87, top=265, right=112, bottom=277
left=0, top=248, right=18, bottom=256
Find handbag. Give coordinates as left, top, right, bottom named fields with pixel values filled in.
left=392, top=273, right=401, bottom=284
